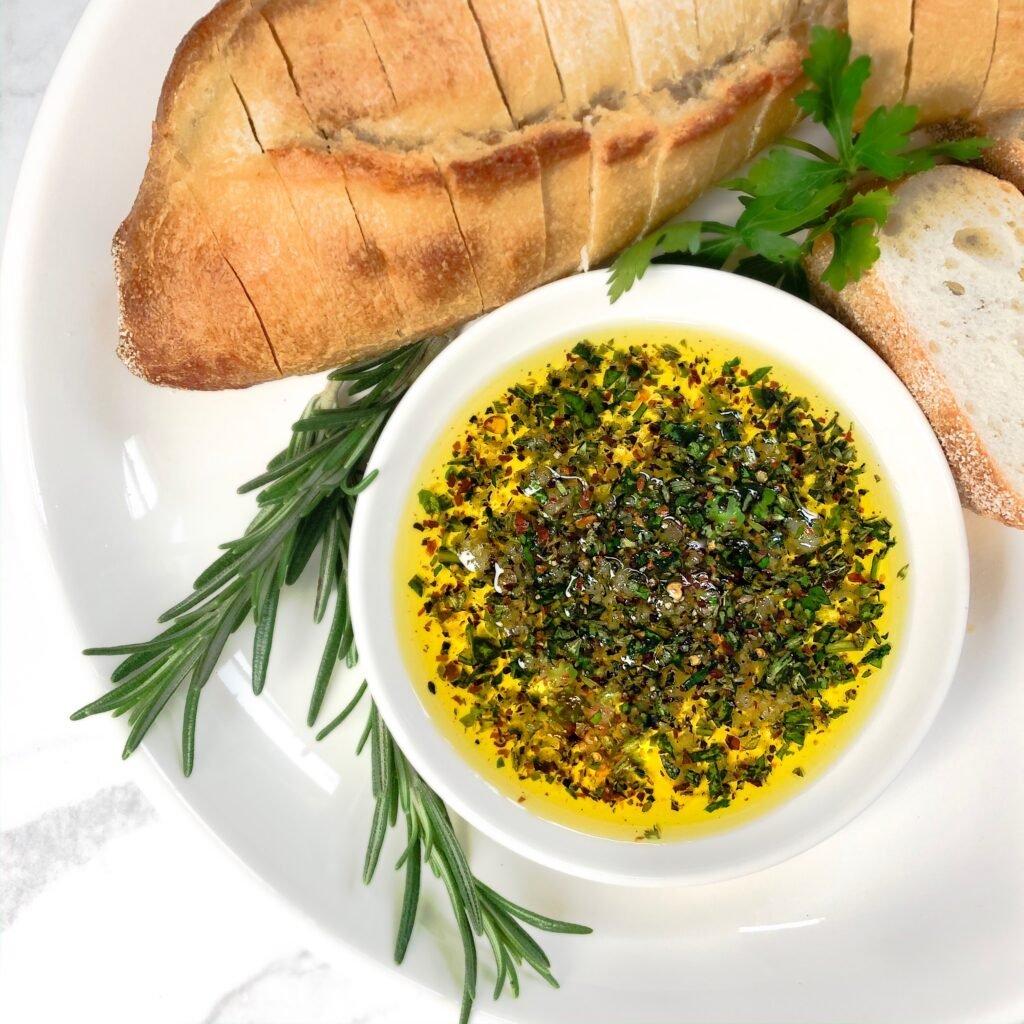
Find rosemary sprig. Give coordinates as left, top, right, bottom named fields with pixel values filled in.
left=76, top=339, right=589, bottom=1021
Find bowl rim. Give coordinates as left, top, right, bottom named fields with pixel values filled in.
left=349, top=266, right=970, bottom=887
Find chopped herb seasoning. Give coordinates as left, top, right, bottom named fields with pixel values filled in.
left=403, top=337, right=902, bottom=827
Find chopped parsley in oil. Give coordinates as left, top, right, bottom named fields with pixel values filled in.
left=408, top=340, right=899, bottom=820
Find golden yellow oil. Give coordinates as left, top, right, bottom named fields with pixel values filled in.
left=397, top=325, right=905, bottom=841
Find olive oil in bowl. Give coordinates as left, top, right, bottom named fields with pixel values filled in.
left=398, top=326, right=904, bottom=841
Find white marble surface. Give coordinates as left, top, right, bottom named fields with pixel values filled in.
left=0, top=3, right=477, bottom=1022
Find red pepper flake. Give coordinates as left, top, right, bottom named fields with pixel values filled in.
left=514, top=513, right=530, bottom=535
left=444, top=663, right=460, bottom=681
left=537, top=526, right=551, bottom=544
left=726, top=734, right=741, bottom=750
left=425, top=540, right=438, bottom=555
left=848, top=572, right=867, bottom=584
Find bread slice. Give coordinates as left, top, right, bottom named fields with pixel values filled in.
left=975, top=109, right=1024, bottom=190
left=646, top=91, right=729, bottom=229
left=905, top=0, right=1000, bottom=120
left=522, top=120, right=592, bottom=278
left=697, top=0, right=797, bottom=66
left=357, top=0, right=512, bottom=143
left=535, top=0, right=636, bottom=115
left=260, top=0, right=397, bottom=134
left=268, top=145, right=405, bottom=362
left=337, top=135, right=483, bottom=338
left=434, top=133, right=547, bottom=308
left=114, top=146, right=281, bottom=389
left=977, top=0, right=1024, bottom=116
left=466, top=0, right=566, bottom=123
left=224, top=11, right=319, bottom=148
left=743, top=35, right=806, bottom=160
left=807, top=165, right=1024, bottom=529
left=587, top=98, right=660, bottom=264
left=849, top=0, right=913, bottom=122
left=615, top=0, right=700, bottom=91
left=926, top=110, right=1024, bottom=192
left=708, top=40, right=788, bottom=180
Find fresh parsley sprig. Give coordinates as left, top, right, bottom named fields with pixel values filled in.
left=608, top=26, right=991, bottom=301
left=76, top=340, right=589, bottom=1023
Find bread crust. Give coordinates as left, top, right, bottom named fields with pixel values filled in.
left=261, top=0, right=397, bottom=134
left=435, top=133, right=547, bottom=308
left=848, top=0, right=912, bottom=122
left=616, top=0, right=700, bottom=91
left=338, top=136, right=483, bottom=338
left=467, top=0, right=566, bottom=123
left=535, top=0, right=636, bottom=115
left=978, top=0, right=1024, bottom=115
left=905, top=0, right=1000, bottom=120
left=806, top=231, right=1024, bottom=530
left=356, top=0, right=512, bottom=143
left=114, top=149, right=281, bottom=389
left=522, top=120, right=592, bottom=278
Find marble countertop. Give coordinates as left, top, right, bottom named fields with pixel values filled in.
left=0, top=3, right=480, bottom=1022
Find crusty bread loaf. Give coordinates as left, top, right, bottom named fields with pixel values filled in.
left=978, top=0, right=1024, bottom=115
left=974, top=109, right=1024, bottom=190
left=849, top=0, right=912, bottom=121
left=926, top=108, right=1024, bottom=192
left=807, top=166, right=1024, bottom=529
left=904, top=0, right=999, bottom=120
left=116, top=0, right=1022, bottom=389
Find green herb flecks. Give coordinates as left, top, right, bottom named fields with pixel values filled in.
left=411, top=342, right=899, bottom=816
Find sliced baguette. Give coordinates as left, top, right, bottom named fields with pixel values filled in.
left=978, top=0, right=1024, bottom=116
left=261, top=0, right=397, bottom=134
left=849, top=0, right=912, bottom=121
left=120, top=0, right=1009, bottom=389
left=975, top=109, right=1024, bottom=190
left=434, top=133, right=547, bottom=308
left=466, top=0, right=566, bottom=124
left=615, top=0, right=700, bottom=91
left=356, top=0, right=512, bottom=143
left=535, top=0, right=636, bottom=115
left=337, top=136, right=484, bottom=339
left=807, top=165, right=1024, bottom=529
left=905, top=0, right=1000, bottom=120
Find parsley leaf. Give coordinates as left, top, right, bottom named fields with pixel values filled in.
left=608, top=26, right=990, bottom=303
left=607, top=222, right=704, bottom=301
left=816, top=188, right=895, bottom=290
left=794, top=27, right=871, bottom=167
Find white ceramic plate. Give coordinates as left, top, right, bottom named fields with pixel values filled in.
left=3, top=2, right=1023, bottom=1021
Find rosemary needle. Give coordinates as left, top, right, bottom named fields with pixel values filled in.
left=76, top=336, right=589, bottom=1021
